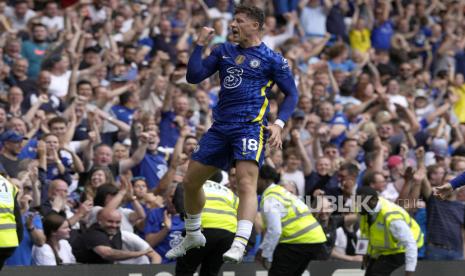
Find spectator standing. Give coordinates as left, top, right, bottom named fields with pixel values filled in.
left=21, top=24, right=49, bottom=79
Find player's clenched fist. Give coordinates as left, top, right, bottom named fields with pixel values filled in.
left=196, top=27, right=215, bottom=46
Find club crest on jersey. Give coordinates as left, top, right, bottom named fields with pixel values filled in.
left=235, top=55, right=245, bottom=65
left=249, top=59, right=260, bottom=68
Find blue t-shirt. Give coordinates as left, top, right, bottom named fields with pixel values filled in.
left=455, top=50, right=465, bottom=78
left=5, top=212, right=43, bottom=266
left=328, top=112, right=349, bottom=147
left=371, top=20, right=394, bottom=50
left=144, top=207, right=184, bottom=263
left=19, top=138, right=38, bottom=160
left=47, top=156, right=72, bottom=180
left=159, top=111, right=180, bottom=148
left=111, top=104, right=135, bottom=125
left=132, top=152, right=168, bottom=190
left=328, top=60, right=356, bottom=72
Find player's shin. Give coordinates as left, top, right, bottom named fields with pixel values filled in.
left=183, top=187, right=206, bottom=236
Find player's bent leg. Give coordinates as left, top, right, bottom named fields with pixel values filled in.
left=183, top=160, right=219, bottom=215
left=223, top=160, right=259, bottom=263
left=166, top=161, right=218, bottom=259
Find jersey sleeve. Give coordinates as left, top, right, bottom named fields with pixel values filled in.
left=186, top=44, right=221, bottom=84
left=269, top=55, right=298, bottom=123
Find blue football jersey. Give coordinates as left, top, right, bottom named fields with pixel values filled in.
left=207, top=42, right=292, bottom=124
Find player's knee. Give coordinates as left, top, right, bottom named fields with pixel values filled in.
left=182, top=175, right=203, bottom=191
left=236, top=179, right=257, bottom=196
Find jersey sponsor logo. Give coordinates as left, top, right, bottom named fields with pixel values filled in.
left=169, top=231, right=184, bottom=249
left=223, top=67, right=243, bottom=89
left=156, top=164, right=168, bottom=180
left=282, top=57, right=289, bottom=69
left=249, top=59, right=260, bottom=68
left=235, top=55, right=246, bottom=65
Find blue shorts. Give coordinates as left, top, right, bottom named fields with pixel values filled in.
left=192, top=122, right=267, bottom=171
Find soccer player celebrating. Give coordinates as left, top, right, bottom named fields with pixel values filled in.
left=166, top=4, right=298, bottom=263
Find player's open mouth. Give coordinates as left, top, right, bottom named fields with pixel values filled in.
left=231, top=29, right=239, bottom=35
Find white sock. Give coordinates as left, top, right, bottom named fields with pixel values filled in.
left=232, top=220, right=253, bottom=250
left=185, top=212, right=201, bottom=235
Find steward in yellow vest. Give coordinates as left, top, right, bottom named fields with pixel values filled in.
left=256, top=165, right=326, bottom=276
left=357, top=186, right=423, bottom=276
left=173, top=174, right=239, bottom=276
left=0, top=175, right=22, bottom=270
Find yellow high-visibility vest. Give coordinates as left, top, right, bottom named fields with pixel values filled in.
left=201, top=181, right=238, bottom=233
left=360, top=197, right=424, bottom=258
left=261, top=184, right=326, bottom=244
left=0, top=175, right=19, bottom=248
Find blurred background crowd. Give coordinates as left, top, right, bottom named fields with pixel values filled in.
left=0, top=0, right=465, bottom=267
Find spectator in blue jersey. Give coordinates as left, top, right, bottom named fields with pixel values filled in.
left=110, top=91, right=138, bottom=126
left=5, top=181, right=46, bottom=266
left=6, top=117, right=38, bottom=161
left=327, top=43, right=357, bottom=73
left=38, top=134, right=73, bottom=182
left=317, top=101, right=348, bottom=147
left=132, top=130, right=167, bottom=191
left=145, top=183, right=184, bottom=263
left=159, top=89, right=191, bottom=149
left=370, top=0, right=394, bottom=50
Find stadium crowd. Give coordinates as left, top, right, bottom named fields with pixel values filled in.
left=0, top=0, right=465, bottom=268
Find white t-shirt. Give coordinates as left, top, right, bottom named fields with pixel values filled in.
left=49, top=71, right=71, bottom=98
left=380, top=183, right=400, bottom=202
left=32, top=240, right=76, bottom=265
left=87, top=206, right=135, bottom=233
left=41, top=16, right=64, bottom=31
left=116, top=231, right=151, bottom=264
left=334, top=227, right=361, bottom=255
left=281, top=170, right=306, bottom=197
left=300, top=6, right=327, bottom=37
left=208, top=8, right=232, bottom=37
left=4, top=6, right=36, bottom=30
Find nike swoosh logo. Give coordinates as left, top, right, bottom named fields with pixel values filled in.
left=222, top=55, right=231, bottom=59
left=242, top=152, right=251, bottom=155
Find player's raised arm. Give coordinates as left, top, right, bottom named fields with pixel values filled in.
left=186, top=27, right=220, bottom=84
left=266, top=57, right=299, bottom=149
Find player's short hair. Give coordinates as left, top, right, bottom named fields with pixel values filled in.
left=234, top=4, right=265, bottom=30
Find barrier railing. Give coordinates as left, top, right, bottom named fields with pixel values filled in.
left=2, top=261, right=465, bottom=276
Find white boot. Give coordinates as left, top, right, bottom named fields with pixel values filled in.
left=222, top=245, right=245, bottom=263
left=166, top=233, right=206, bottom=259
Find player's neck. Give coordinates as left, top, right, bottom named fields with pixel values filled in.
left=239, top=36, right=261, bottom=48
